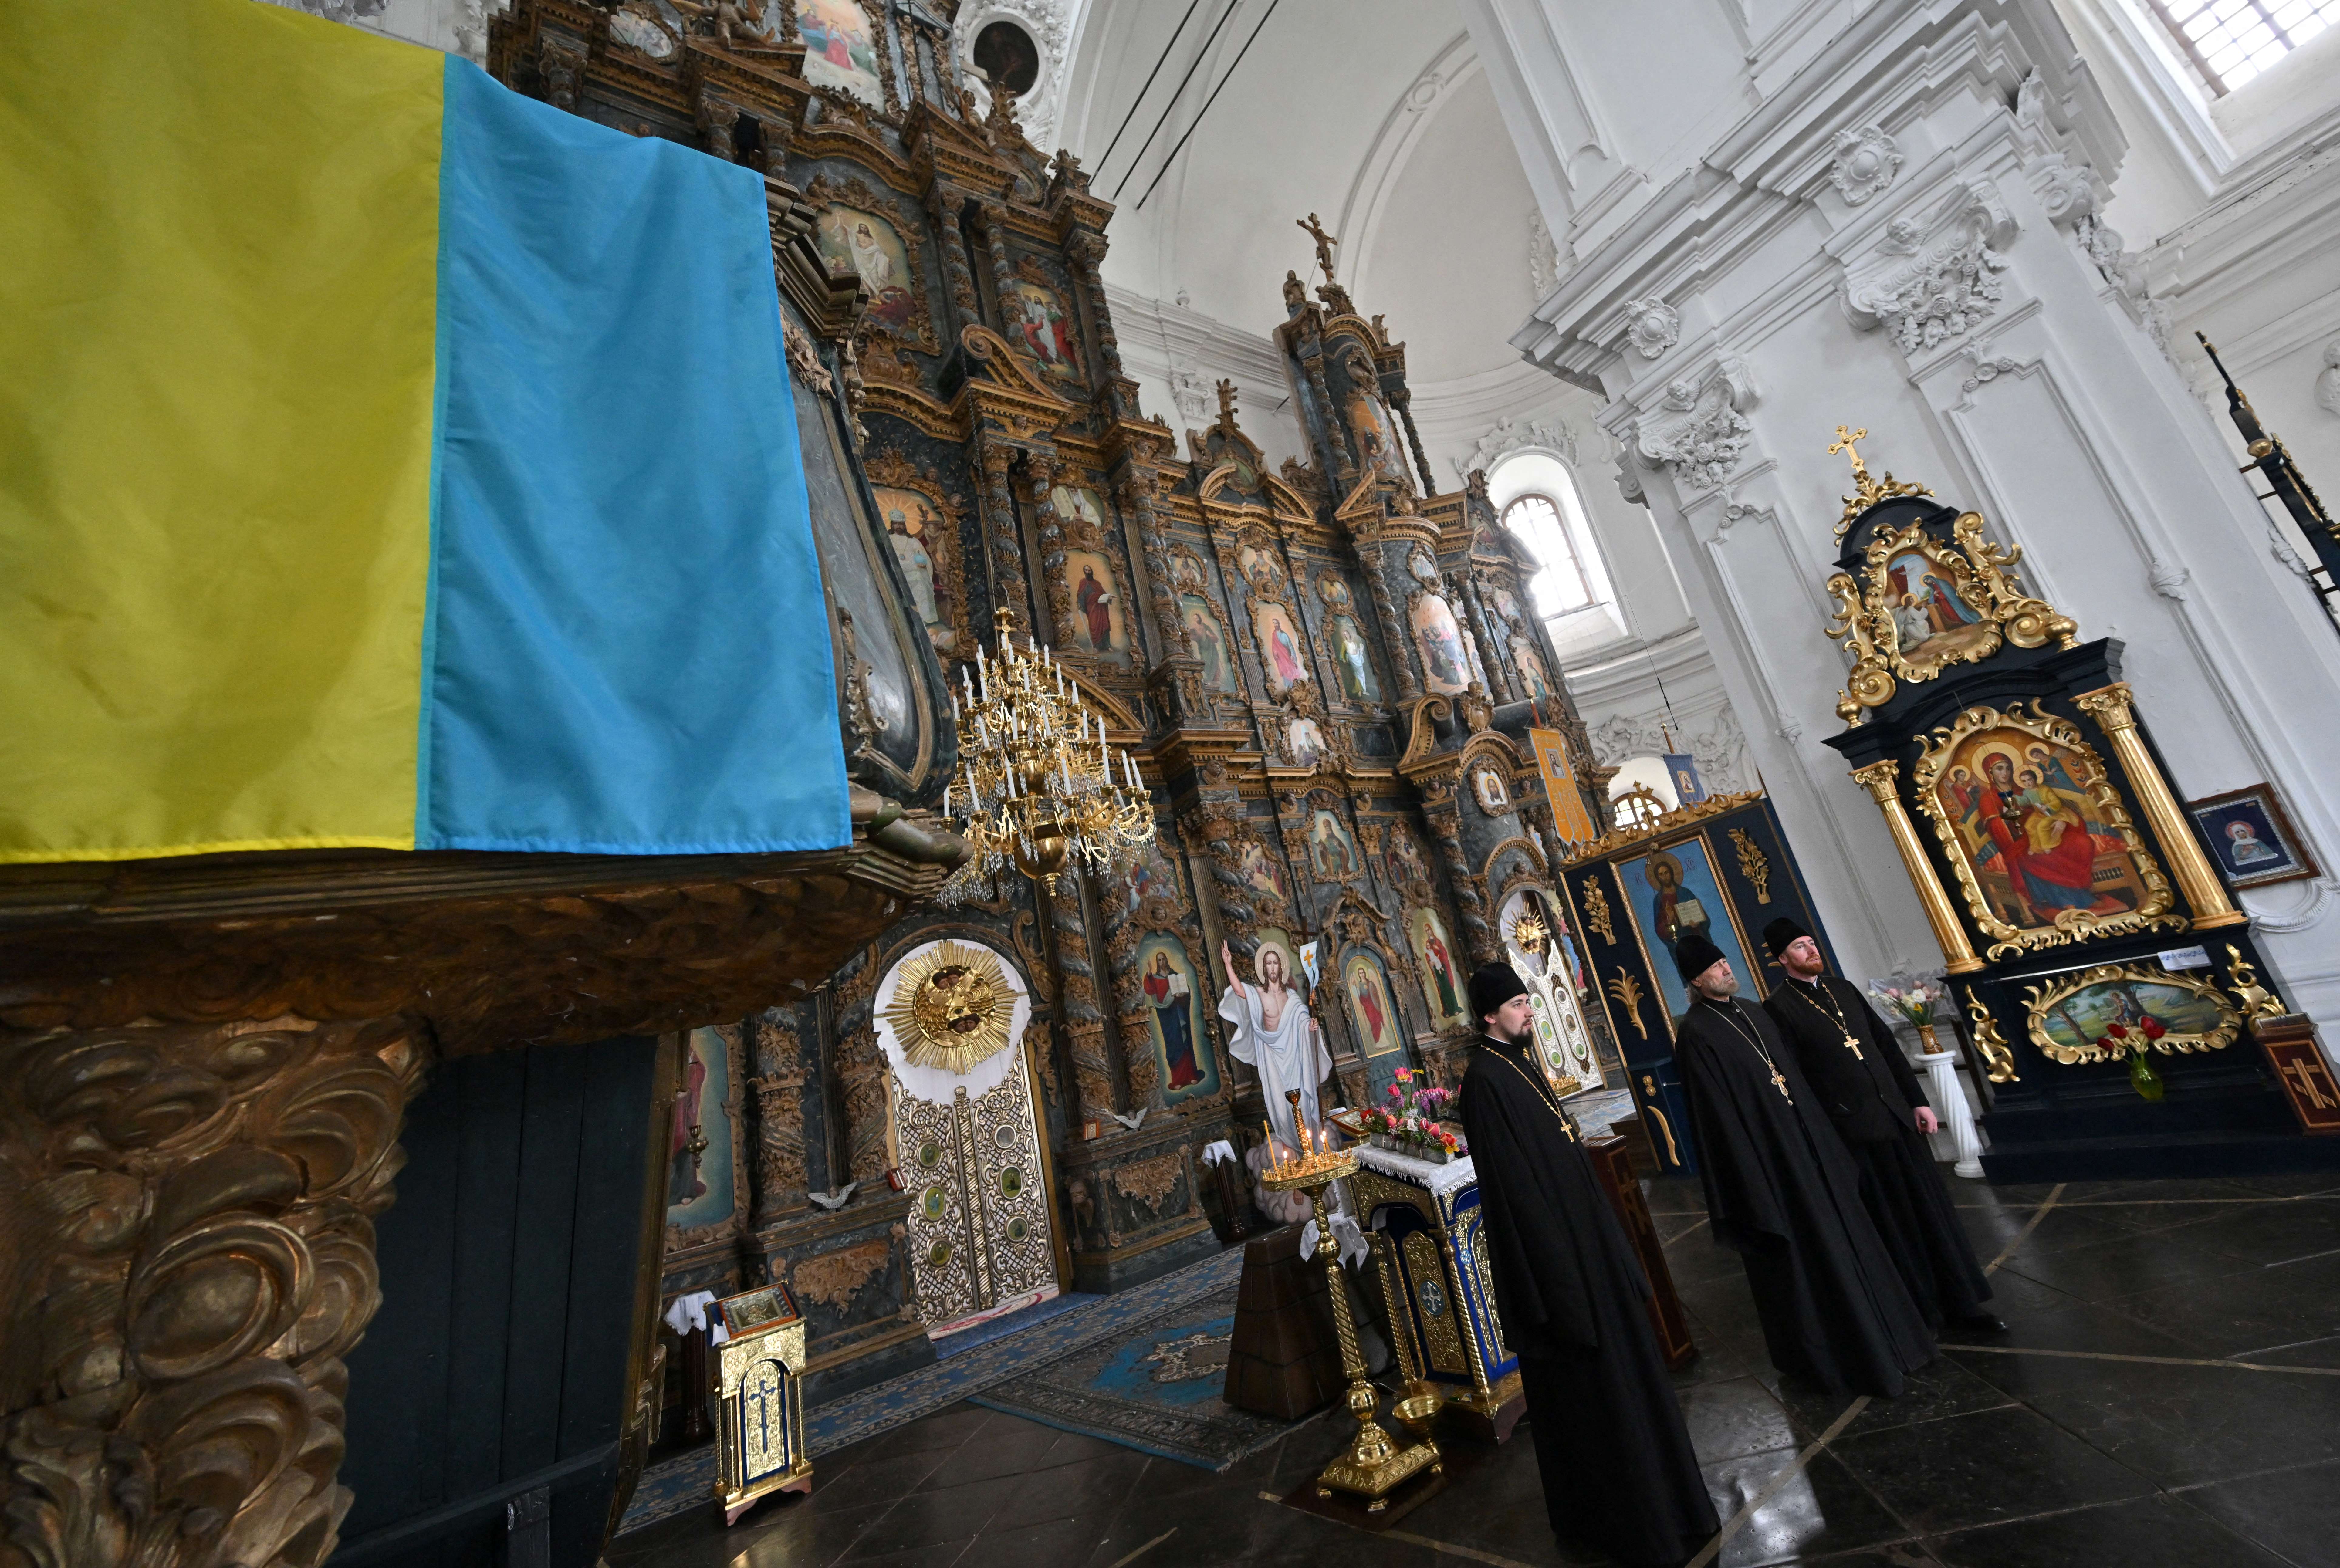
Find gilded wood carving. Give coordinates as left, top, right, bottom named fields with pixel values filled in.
left=1910, top=701, right=2184, bottom=960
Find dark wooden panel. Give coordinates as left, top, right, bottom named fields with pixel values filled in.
left=334, top=1036, right=657, bottom=1568
left=500, top=1049, right=588, bottom=1477
left=447, top=1050, right=529, bottom=1489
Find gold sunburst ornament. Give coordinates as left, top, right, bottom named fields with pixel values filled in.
left=882, top=941, right=1020, bottom=1075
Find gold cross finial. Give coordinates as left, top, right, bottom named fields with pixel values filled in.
left=1829, top=424, right=1872, bottom=482
left=1297, top=213, right=1339, bottom=283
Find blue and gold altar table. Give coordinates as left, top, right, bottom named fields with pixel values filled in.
left=1347, top=1145, right=1524, bottom=1441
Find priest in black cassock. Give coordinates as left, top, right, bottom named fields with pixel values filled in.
left=1759, top=918, right=2002, bottom=1332
left=1669, top=931, right=1936, bottom=1396
left=1459, top=962, right=1718, bottom=1568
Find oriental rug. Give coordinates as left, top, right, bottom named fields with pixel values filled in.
left=970, top=1283, right=1312, bottom=1470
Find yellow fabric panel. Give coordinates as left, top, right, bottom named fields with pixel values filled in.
left=0, top=0, right=443, bottom=861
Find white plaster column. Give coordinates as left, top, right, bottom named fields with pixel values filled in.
left=1494, top=0, right=2340, bottom=1034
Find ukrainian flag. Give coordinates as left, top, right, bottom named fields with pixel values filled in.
left=0, top=0, right=850, bottom=862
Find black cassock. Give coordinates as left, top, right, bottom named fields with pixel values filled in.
left=1460, top=1035, right=1718, bottom=1567
left=1763, top=975, right=1992, bottom=1326
left=1675, top=998, right=1935, bottom=1396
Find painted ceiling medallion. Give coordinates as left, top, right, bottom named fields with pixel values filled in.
left=883, top=940, right=1019, bottom=1074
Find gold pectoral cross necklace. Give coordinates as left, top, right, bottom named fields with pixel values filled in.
left=1713, top=1002, right=1792, bottom=1102
left=1792, top=979, right=1862, bottom=1061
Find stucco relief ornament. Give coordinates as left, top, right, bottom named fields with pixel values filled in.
left=1846, top=197, right=2012, bottom=355
left=1622, top=296, right=1680, bottom=359
left=1634, top=354, right=1757, bottom=492
left=1828, top=125, right=1902, bottom=206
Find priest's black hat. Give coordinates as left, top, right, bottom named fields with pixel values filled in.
left=1672, top=929, right=1727, bottom=985
left=1469, top=962, right=1528, bottom=1023
left=1763, top=917, right=1811, bottom=958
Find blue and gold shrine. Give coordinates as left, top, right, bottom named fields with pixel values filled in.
left=1347, top=1145, right=1523, bottom=1440
left=713, top=1284, right=812, bottom=1524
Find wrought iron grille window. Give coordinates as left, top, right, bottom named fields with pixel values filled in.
left=2144, top=0, right=2335, bottom=92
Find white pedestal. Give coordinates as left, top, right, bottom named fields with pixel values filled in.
left=1917, top=1050, right=1985, bottom=1179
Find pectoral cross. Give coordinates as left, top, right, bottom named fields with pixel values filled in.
left=1843, top=1032, right=1864, bottom=1061
left=1768, top=1064, right=1791, bottom=1099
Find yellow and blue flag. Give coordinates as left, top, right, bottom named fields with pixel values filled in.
left=1, top=0, right=850, bottom=862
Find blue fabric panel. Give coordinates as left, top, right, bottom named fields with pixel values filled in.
left=423, top=57, right=848, bottom=853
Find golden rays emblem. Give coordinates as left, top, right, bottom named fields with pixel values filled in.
left=883, top=940, right=1018, bottom=1074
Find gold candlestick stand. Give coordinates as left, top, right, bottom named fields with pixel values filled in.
left=1260, top=1143, right=1442, bottom=1512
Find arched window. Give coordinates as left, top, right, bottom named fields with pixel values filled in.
left=1490, top=453, right=1613, bottom=632
left=1606, top=753, right=1677, bottom=829
left=1502, top=493, right=1598, bottom=613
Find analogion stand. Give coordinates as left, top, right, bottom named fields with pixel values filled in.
left=710, top=1285, right=813, bottom=1525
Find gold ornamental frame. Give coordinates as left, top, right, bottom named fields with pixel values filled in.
left=1910, top=701, right=2185, bottom=961
left=879, top=939, right=1020, bottom=1075
left=1828, top=512, right=2077, bottom=722
left=2020, top=963, right=2242, bottom=1065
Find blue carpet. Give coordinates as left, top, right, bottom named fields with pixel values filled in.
left=968, top=1282, right=1300, bottom=1469
left=934, top=1289, right=1098, bottom=1358
left=615, top=1243, right=1243, bottom=1536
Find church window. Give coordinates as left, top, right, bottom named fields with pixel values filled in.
left=2142, top=0, right=2335, bottom=92
left=1502, top=493, right=1597, bottom=613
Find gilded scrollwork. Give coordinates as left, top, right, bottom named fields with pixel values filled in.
left=2020, top=963, right=2241, bottom=1065
left=0, top=1015, right=424, bottom=1568
left=1828, top=512, right=2078, bottom=718
left=1910, top=701, right=2183, bottom=960
left=1961, top=986, right=2020, bottom=1083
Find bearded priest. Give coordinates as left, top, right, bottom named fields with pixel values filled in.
left=1759, top=918, right=2002, bottom=1333
left=1671, top=931, right=1936, bottom=1396
left=1459, top=961, right=1718, bottom=1568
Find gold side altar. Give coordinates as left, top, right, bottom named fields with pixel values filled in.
left=712, top=1285, right=813, bottom=1524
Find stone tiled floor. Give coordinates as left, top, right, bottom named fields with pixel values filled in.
left=610, top=1171, right=2340, bottom=1568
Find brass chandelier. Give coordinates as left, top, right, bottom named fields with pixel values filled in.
left=942, top=609, right=1154, bottom=894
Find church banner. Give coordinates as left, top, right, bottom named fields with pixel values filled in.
left=1, top=0, right=849, bottom=862
left=1528, top=727, right=1601, bottom=847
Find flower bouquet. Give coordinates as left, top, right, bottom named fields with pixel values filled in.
left=2094, top=1018, right=2169, bottom=1100
left=1362, top=1068, right=1466, bottom=1163
left=1869, top=981, right=1948, bottom=1053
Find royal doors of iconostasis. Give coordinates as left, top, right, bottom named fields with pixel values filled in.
left=1495, top=885, right=1607, bottom=1097
left=873, top=939, right=1061, bottom=1336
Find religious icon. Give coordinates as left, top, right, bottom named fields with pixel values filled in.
left=1617, top=837, right=1762, bottom=1019
left=1930, top=724, right=2146, bottom=931
left=796, top=0, right=884, bottom=104
left=1235, top=541, right=1281, bottom=593
left=814, top=206, right=922, bottom=340
left=1411, top=593, right=1471, bottom=695
left=1308, top=808, right=1360, bottom=881
left=1498, top=889, right=1600, bottom=1089
left=1385, top=819, right=1429, bottom=889
left=1407, top=907, right=1467, bottom=1030
left=1512, top=637, right=1552, bottom=701
left=2188, top=785, right=2318, bottom=890
left=1343, top=949, right=1411, bottom=1101
left=667, top=1027, right=735, bottom=1225
left=1049, top=483, right=1108, bottom=532
left=1140, top=935, right=1215, bottom=1099
left=610, top=4, right=679, bottom=58
left=1218, top=935, right=1328, bottom=1157
left=2025, top=965, right=2239, bottom=1063
left=1882, top=544, right=1988, bottom=663
left=1328, top=614, right=1379, bottom=702
left=1250, top=603, right=1309, bottom=695
left=1122, top=842, right=1179, bottom=916
left=1340, top=347, right=1409, bottom=487
left=1235, top=840, right=1287, bottom=905
left=1289, top=716, right=1329, bottom=769
left=1058, top=550, right=1130, bottom=657
left=1406, top=548, right=1440, bottom=587
left=1471, top=764, right=1510, bottom=816
left=875, top=490, right=951, bottom=651
left=1006, top=279, right=1082, bottom=382
left=1179, top=595, right=1237, bottom=691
